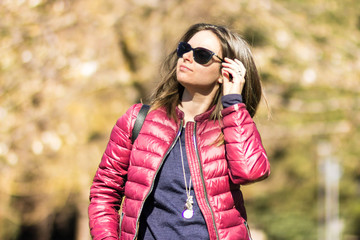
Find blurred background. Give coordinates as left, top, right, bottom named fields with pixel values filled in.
left=1, top=0, right=359, bottom=239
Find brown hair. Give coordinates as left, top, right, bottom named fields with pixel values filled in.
left=151, top=23, right=263, bottom=121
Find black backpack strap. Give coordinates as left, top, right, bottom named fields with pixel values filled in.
left=131, top=104, right=150, bottom=144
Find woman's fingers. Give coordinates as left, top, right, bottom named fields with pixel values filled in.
left=221, top=58, right=246, bottom=95
left=222, top=58, right=246, bottom=81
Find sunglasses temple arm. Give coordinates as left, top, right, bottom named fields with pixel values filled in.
left=215, top=55, right=225, bottom=62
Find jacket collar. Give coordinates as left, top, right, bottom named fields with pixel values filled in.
left=175, top=105, right=216, bottom=122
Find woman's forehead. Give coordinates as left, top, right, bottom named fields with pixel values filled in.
left=188, top=30, right=221, bottom=53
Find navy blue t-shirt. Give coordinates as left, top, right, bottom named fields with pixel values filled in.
left=137, top=94, right=242, bottom=239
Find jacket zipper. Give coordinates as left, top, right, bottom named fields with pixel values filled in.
left=132, top=120, right=184, bottom=240
left=193, top=122, right=220, bottom=240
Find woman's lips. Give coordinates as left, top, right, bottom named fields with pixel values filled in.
left=179, top=64, right=192, bottom=72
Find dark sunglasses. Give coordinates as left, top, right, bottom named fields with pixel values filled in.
left=177, top=42, right=224, bottom=65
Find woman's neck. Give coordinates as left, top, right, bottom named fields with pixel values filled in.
left=179, top=89, right=216, bottom=123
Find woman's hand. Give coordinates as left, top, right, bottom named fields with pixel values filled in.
left=221, top=57, right=246, bottom=96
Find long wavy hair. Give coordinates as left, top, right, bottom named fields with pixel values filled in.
left=150, top=23, right=263, bottom=121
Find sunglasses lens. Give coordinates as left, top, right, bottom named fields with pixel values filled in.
left=177, top=42, right=191, bottom=58
left=194, top=49, right=212, bottom=64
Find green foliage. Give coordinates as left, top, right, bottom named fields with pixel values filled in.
left=1, top=0, right=359, bottom=239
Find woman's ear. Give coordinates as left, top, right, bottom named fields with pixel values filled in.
left=218, top=69, right=224, bottom=84
left=218, top=75, right=223, bottom=84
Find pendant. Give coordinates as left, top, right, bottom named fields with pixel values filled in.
left=182, top=195, right=194, bottom=219
left=182, top=209, right=194, bottom=219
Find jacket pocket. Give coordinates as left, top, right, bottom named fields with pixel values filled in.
left=243, top=220, right=253, bottom=240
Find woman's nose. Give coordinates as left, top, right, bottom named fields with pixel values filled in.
left=182, top=50, right=194, bottom=62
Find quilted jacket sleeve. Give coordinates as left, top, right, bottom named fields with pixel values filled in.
left=88, top=104, right=140, bottom=240
left=221, top=103, right=270, bottom=185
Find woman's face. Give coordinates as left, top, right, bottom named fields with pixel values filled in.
left=176, top=30, right=223, bottom=95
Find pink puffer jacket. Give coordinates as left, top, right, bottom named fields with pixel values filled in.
left=89, top=103, right=270, bottom=240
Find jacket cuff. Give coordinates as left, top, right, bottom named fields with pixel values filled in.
left=221, top=103, right=247, bottom=117
left=221, top=94, right=243, bottom=108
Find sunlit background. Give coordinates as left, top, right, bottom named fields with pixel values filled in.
left=1, top=0, right=359, bottom=239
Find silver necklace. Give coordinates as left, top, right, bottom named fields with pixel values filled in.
left=179, top=137, right=194, bottom=219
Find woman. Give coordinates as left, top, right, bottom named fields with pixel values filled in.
left=89, top=23, right=270, bottom=240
